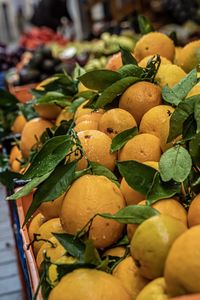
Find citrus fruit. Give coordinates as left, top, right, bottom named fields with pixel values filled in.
left=136, top=277, right=168, bottom=300
left=186, top=83, right=200, bottom=98
left=134, top=32, right=175, bottom=62
left=155, top=64, right=186, bottom=88
left=55, top=107, right=74, bottom=126
left=119, top=81, right=161, bottom=124
left=75, top=111, right=103, bottom=125
left=130, top=215, right=187, bottom=280
left=179, top=40, right=200, bottom=73
left=120, top=177, right=145, bottom=206
left=138, top=55, right=172, bottom=68
left=28, top=212, right=46, bottom=241
left=60, top=174, right=125, bottom=249
left=34, top=103, right=62, bottom=120
left=98, top=108, right=137, bottom=139
left=38, top=194, right=65, bottom=220
left=48, top=268, right=132, bottom=300
left=9, top=145, right=22, bottom=172
left=11, top=114, right=27, bottom=134
left=74, top=120, right=98, bottom=132
left=188, top=193, right=200, bottom=227
left=103, top=246, right=126, bottom=258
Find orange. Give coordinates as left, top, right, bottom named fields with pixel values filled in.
left=36, top=236, right=66, bottom=269
left=155, top=64, right=186, bottom=88
left=11, top=114, right=27, bottom=134
left=188, top=194, right=200, bottom=227
left=9, top=145, right=22, bottom=172
left=118, top=133, right=161, bottom=163
left=179, top=40, right=200, bottom=73
left=55, top=107, right=74, bottom=126
left=139, top=105, right=175, bottom=151
left=33, top=217, right=65, bottom=256
left=98, top=108, right=137, bottom=139
left=106, top=52, right=135, bottom=71
left=75, top=111, right=103, bottom=125
left=20, top=117, right=53, bottom=158
left=60, top=174, right=125, bottom=249
left=134, top=32, right=175, bottom=62
left=74, top=120, right=98, bottom=132
left=119, top=82, right=161, bottom=124
left=186, top=83, right=200, bottom=98
left=138, top=55, right=172, bottom=68
left=74, top=100, right=104, bottom=120
left=48, top=268, right=132, bottom=300
left=103, top=246, right=126, bottom=258
left=28, top=212, right=46, bottom=241
left=34, top=104, right=62, bottom=120
left=75, top=130, right=117, bottom=171
left=174, top=47, right=183, bottom=66
left=113, top=256, right=149, bottom=298
left=38, top=194, right=65, bottom=220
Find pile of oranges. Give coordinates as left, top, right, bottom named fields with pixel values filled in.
left=8, top=31, right=200, bottom=300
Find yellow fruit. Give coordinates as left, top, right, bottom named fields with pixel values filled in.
left=165, top=225, right=200, bottom=296
left=139, top=105, right=175, bottom=150
left=48, top=268, right=132, bottom=300
left=136, top=277, right=168, bottom=300
left=179, top=40, right=200, bottom=72
left=21, top=117, right=53, bottom=158
left=28, top=213, right=46, bottom=241
left=138, top=55, right=172, bottom=68
left=55, top=107, right=74, bottom=126
left=119, top=82, right=161, bottom=124
left=113, top=256, right=149, bottom=299
left=188, top=194, right=200, bottom=227
left=106, top=52, right=135, bottom=71
left=98, top=108, right=137, bottom=139
left=33, top=218, right=65, bottom=256
left=131, top=215, right=187, bottom=280
left=134, top=32, right=175, bottom=62
left=9, top=145, right=22, bottom=172
left=36, top=236, right=66, bottom=269
left=60, top=174, right=125, bottom=249
left=75, top=111, right=103, bottom=125
left=127, top=198, right=187, bottom=242
left=74, top=100, right=104, bottom=120
left=76, top=130, right=117, bottom=171
left=120, top=177, right=145, bottom=206
left=11, top=114, right=27, bottom=134
left=74, top=120, right=98, bottom=132
left=174, top=47, right=183, bottom=66
left=118, top=133, right=161, bottom=163
left=103, top=246, right=126, bottom=258
left=38, top=194, right=64, bottom=220
left=155, top=64, right=186, bottom=88
left=34, top=104, right=62, bottom=120
left=187, top=83, right=200, bottom=98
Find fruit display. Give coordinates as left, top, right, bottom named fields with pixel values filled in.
left=1, top=26, right=200, bottom=300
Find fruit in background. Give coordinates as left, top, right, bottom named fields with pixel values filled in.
left=20, top=117, right=53, bottom=158
left=119, top=82, right=161, bottom=124
left=179, top=40, right=200, bottom=73
left=28, top=213, right=46, bottom=241
left=9, top=145, right=23, bottom=172
left=165, top=226, right=200, bottom=296
left=187, top=194, right=200, bottom=227
left=11, top=114, right=27, bottom=134
left=75, top=130, right=117, bottom=171
left=118, top=133, right=162, bottom=163
left=60, top=174, right=125, bottom=249
left=131, top=215, right=187, bottom=280
left=36, top=236, right=66, bottom=269
left=134, top=32, right=175, bottom=62
left=55, top=107, right=74, bottom=126
left=113, top=256, right=149, bottom=299
left=48, top=268, right=132, bottom=300
left=136, top=277, right=168, bottom=300
left=106, top=52, right=123, bottom=71
left=138, top=55, right=172, bottom=68
left=155, top=64, right=186, bottom=88
left=38, top=194, right=65, bottom=220
left=34, top=104, right=62, bottom=120
left=98, top=108, right=137, bottom=139
left=33, top=218, right=65, bottom=256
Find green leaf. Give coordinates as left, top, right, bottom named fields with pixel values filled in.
left=159, top=145, right=192, bottom=182
left=73, top=64, right=86, bottom=80
left=84, top=240, right=101, bottom=266
left=0, top=89, right=18, bottom=109
left=100, top=205, right=159, bottom=224
left=23, top=136, right=73, bottom=179
left=111, top=127, right=138, bottom=152
left=142, top=55, right=161, bottom=82
left=33, top=160, right=77, bottom=202
left=36, top=91, right=71, bottom=107
left=0, top=170, right=22, bottom=191
left=194, top=98, right=200, bottom=133
left=18, top=102, right=38, bottom=120
left=173, top=69, right=198, bottom=100
left=117, top=160, right=157, bottom=195
left=168, top=96, right=197, bottom=142
left=68, top=97, right=87, bottom=113
left=182, top=113, right=197, bottom=140
left=94, top=77, right=139, bottom=108
left=162, top=85, right=181, bottom=106
left=6, top=172, right=51, bottom=200
left=54, top=120, right=74, bottom=136
left=79, top=70, right=121, bottom=91
left=89, top=161, right=119, bottom=186
left=118, top=64, right=143, bottom=78
left=146, top=173, right=181, bottom=204
left=52, top=233, right=85, bottom=260
left=120, top=47, right=138, bottom=66
left=138, top=15, right=154, bottom=34
left=189, top=132, right=200, bottom=167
